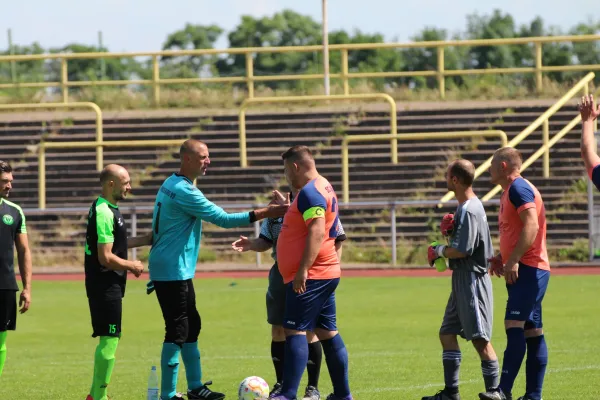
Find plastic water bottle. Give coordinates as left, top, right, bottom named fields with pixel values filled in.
left=147, top=366, right=159, bottom=400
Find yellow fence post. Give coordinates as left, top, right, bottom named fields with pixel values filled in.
left=342, top=140, right=349, bottom=203
left=94, top=104, right=104, bottom=171
left=341, top=49, right=349, bottom=95
left=152, top=55, right=160, bottom=107
left=437, top=47, right=445, bottom=99
left=60, top=59, right=68, bottom=103
left=543, top=119, right=550, bottom=178
left=535, top=42, right=543, bottom=94
left=246, top=52, right=255, bottom=98
left=239, top=107, right=248, bottom=168
left=38, top=144, right=46, bottom=209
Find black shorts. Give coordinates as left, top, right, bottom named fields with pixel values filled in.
left=88, top=296, right=123, bottom=338
left=154, top=279, right=202, bottom=346
left=0, top=290, right=17, bottom=332
left=266, top=263, right=286, bottom=326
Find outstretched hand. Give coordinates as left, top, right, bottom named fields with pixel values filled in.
left=232, top=235, right=253, bottom=252
left=578, top=94, right=600, bottom=122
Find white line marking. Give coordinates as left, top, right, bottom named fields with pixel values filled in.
left=353, top=365, right=600, bottom=394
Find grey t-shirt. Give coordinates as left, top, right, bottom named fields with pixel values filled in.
left=448, top=197, right=494, bottom=274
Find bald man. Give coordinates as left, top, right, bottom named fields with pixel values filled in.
left=423, top=159, right=499, bottom=400
left=146, top=140, right=288, bottom=400
left=84, top=164, right=144, bottom=400
left=480, top=148, right=550, bottom=400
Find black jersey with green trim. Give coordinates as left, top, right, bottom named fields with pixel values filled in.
left=0, top=198, right=27, bottom=290
left=84, top=197, right=128, bottom=298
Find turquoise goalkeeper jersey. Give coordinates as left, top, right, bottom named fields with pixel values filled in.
left=148, top=174, right=251, bottom=281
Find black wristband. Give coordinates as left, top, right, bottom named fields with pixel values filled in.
left=249, top=211, right=257, bottom=223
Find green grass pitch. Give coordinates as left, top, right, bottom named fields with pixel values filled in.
left=1, top=275, right=599, bottom=399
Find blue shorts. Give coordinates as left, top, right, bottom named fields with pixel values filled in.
left=505, top=263, right=550, bottom=329
left=283, top=278, right=339, bottom=332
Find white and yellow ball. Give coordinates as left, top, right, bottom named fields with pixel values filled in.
left=238, top=376, right=270, bottom=400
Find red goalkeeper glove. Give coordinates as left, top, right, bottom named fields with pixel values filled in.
left=440, top=213, right=455, bottom=237
left=427, top=244, right=446, bottom=267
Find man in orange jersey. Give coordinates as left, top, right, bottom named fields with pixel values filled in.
left=479, top=147, right=550, bottom=400
left=271, top=146, right=352, bottom=400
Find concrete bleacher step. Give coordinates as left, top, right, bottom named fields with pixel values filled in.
left=2, top=104, right=590, bottom=260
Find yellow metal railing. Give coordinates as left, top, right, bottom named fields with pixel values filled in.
left=438, top=72, right=596, bottom=205
left=481, top=115, right=584, bottom=201
left=341, top=130, right=508, bottom=203
left=37, top=139, right=188, bottom=209
left=239, top=93, right=397, bottom=168
left=0, top=102, right=104, bottom=170
left=1, top=35, right=600, bottom=105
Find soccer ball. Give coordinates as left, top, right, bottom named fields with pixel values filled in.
left=238, top=376, right=270, bottom=400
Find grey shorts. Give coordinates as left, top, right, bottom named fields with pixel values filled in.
left=266, top=263, right=286, bottom=326
left=440, top=269, right=494, bottom=341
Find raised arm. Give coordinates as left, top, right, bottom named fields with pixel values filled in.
left=578, top=94, right=600, bottom=175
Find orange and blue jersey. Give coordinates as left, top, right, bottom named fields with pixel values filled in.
left=276, top=175, right=341, bottom=284
left=499, top=177, right=550, bottom=271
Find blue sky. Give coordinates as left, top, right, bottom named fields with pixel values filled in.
left=1, top=0, right=598, bottom=52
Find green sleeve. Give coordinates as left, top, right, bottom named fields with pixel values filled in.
left=96, top=204, right=115, bottom=244
left=16, top=206, right=26, bottom=234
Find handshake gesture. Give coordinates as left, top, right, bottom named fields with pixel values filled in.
left=260, top=190, right=291, bottom=219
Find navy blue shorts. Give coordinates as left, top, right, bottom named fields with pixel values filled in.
left=505, top=263, right=550, bottom=329
left=283, top=278, right=339, bottom=332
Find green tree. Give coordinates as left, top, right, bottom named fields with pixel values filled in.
left=216, top=10, right=322, bottom=89
left=160, top=23, right=224, bottom=78
left=0, top=42, right=45, bottom=83
left=570, top=21, right=600, bottom=67
left=48, top=43, right=136, bottom=83
left=328, top=29, right=403, bottom=89
left=514, top=18, right=574, bottom=83
left=401, top=28, right=467, bottom=89
left=465, top=9, right=518, bottom=69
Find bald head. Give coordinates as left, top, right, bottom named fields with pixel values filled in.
left=100, top=164, right=127, bottom=185
left=99, top=164, right=131, bottom=203
left=179, top=139, right=211, bottom=178
left=448, top=159, right=475, bottom=186
left=493, top=147, right=522, bottom=171
left=180, top=139, right=207, bottom=158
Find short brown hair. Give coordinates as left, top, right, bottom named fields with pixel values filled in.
left=281, top=145, right=314, bottom=163
left=449, top=159, right=475, bottom=186
left=0, top=160, right=12, bottom=174
left=494, top=147, right=523, bottom=169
